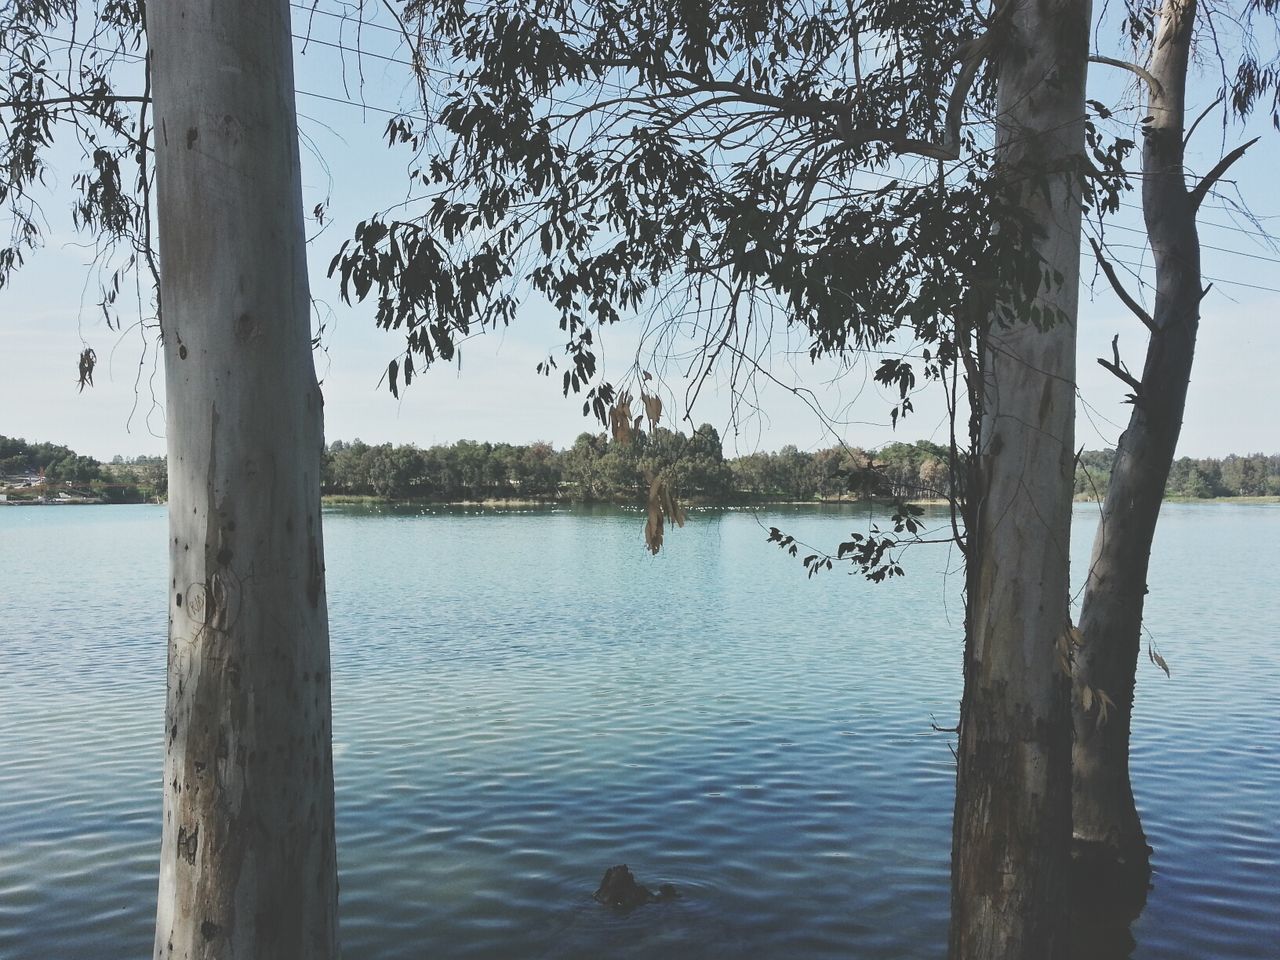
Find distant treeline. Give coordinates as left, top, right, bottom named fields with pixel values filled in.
left=1, top=435, right=102, bottom=482
left=1, top=436, right=166, bottom=502
left=6, top=433, right=1278, bottom=505
left=323, top=431, right=955, bottom=503
left=1075, top=449, right=1280, bottom=499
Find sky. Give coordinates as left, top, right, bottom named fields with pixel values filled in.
left=2, top=5, right=1279, bottom=462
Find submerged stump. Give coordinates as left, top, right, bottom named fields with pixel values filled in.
left=593, top=865, right=677, bottom=909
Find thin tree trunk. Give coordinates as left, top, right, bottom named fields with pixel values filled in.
left=150, top=1, right=339, bottom=956
left=1072, top=0, right=1203, bottom=902
left=949, top=1, right=1091, bottom=956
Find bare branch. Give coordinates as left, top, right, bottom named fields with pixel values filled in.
left=1097, top=334, right=1143, bottom=398
left=1183, top=93, right=1224, bottom=148
left=1088, top=237, right=1156, bottom=332
left=1088, top=55, right=1164, bottom=98
left=1189, top=137, right=1259, bottom=209
left=0, top=94, right=148, bottom=110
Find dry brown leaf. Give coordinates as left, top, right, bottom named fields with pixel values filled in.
left=644, top=508, right=664, bottom=554
left=610, top=393, right=633, bottom=445
left=644, top=474, right=664, bottom=554
left=1149, top=646, right=1171, bottom=677
left=643, top=475, right=685, bottom=553
left=1095, top=688, right=1115, bottom=728
left=642, top=392, right=662, bottom=431
left=659, top=482, right=685, bottom=528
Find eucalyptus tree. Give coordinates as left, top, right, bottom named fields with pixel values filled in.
left=331, top=0, right=1095, bottom=954
left=946, top=2, right=1091, bottom=954
left=2, top=1, right=340, bottom=955
left=1073, top=0, right=1279, bottom=897
left=151, top=2, right=340, bottom=951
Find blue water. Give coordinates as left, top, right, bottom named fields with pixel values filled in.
left=0, top=503, right=1276, bottom=957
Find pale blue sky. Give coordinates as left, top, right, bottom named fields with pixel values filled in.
left=2, top=6, right=1278, bottom=461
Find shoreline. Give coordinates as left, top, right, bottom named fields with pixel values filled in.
left=318, top=494, right=1280, bottom=508
left=5, top=494, right=1276, bottom=508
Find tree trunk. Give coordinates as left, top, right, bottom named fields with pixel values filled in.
left=150, top=1, right=339, bottom=957
left=1072, top=0, right=1201, bottom=903
left=949, top=1, right=1091, bottom=957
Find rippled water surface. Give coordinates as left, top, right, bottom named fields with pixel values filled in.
left=1, top=503, right=1276, bottom=958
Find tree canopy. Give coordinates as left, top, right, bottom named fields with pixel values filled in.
left=331, top=0, right=1085, bottom=438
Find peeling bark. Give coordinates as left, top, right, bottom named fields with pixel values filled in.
left=150, top=1, right=338, bottom=957
left=949, top=1, right=1091, bottom=956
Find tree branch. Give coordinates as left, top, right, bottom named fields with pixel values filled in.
left=586, top=3, right=1010, bottom=167
left=0, top=94, right=148, bottom=110
left=1098, top=334, right=1143, bottom=399
left=1088, top=55, right=1164, bottom=98
left=1183, top=93, right=1223, bottom=148
left=1088, top=237, right=1156, bottom=332
left=1189, top=137, right=1259, bottom=209
left=938, top=2, right=1013, bottom=158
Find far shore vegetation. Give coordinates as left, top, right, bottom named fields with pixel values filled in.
left=3, top=433, right=1278, bottom=508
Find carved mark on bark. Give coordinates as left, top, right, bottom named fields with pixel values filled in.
left=1038, top=377, right=1053, bottom=426
left=235, top=312, right=257, bottom=342
left=176, top=824, right=199, bottom=865
left=186, top=583, right=208, bottom=622
left=219, top=113, right=242, bottom=147
left=185, top=126, right=198, bottom=149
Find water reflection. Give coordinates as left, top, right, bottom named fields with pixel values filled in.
left=1070, top=846, right=1152, bottom=959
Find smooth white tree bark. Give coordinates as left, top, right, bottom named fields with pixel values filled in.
left=949, top=1, right=1091, bottom=956
left=150, top=1, right=339, bottom=956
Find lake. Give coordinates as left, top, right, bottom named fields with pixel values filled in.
left=0, top=503, right=1276, bottom=958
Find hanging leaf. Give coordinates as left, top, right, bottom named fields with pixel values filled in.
left=643, top=474, right=685, bottom=554
left=76, top=347, right=97, bottom=392
left=1095, top=688, right=1115, bottom=728
left=644, top=474, right=665, bottom=554
left=658, top=479, right=686, bottom=529
left=642, top=392, right=662, bottom=431
left=610, top=392, right=633, bottom=445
